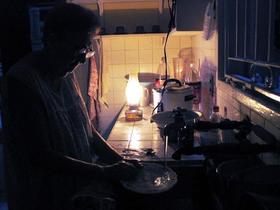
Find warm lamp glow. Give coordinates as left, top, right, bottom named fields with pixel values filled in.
left=125, top=74, right=142, bottom=106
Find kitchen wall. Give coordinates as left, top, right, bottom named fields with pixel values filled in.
left=217, top=81, right=280, bottom=165
left=102, top=34, right=192, bottom=106
left=191, top=32, right=280, bottom=165
left=192, top=33, right=280, bottom=165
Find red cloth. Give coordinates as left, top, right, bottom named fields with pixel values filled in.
left=88, top=56, right=100, bottom=123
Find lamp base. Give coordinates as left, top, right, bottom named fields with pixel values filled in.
left=125, top=107, right=143, bottom=121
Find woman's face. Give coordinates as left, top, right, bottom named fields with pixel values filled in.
left=53, top=31, right=96, bottom=77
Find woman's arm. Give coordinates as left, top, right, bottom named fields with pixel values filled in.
left=3, top=75, right=137, bottom=180
left=90, top=126, right=123, bottom=163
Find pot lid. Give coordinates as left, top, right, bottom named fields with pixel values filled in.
left=166, top=85, right=192, bottom=93
left=151, top=109, right=199, bottom=128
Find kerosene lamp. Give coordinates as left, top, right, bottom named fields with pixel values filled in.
left=125, top=74, right=143, bottom=121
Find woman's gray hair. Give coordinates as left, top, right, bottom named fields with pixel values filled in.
left=43, top=3, right=100, bottom=44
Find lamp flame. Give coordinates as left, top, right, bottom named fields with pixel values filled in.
left=125, top=74, right=142, bottom=106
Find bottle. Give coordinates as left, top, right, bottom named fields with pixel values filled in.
left=199, top=106, right=221, bottom=146
left=190, top=63, right=199, bottom=82
left=209, top=106, right=220, bottom=122
left=208, top=106, right=222, bottom=144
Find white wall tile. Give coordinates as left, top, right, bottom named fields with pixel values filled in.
left=125, top=37, right=138, bottom=50
left=180, top=36, right=192, bottom=48
left=140, top=64, right=153, bottom=73
left=111, top=37, right=125, bottom=50
left=139, top=37, right=153, bottom=50
left=112, top=64, right=126, bottom=78
left=126, top=64, right=140, bottom=74
left=111, top=51, right=125, bottom=64
left=152, top=49, right=164, bottom=64
left=108, top=65, right=114, bottom=78
left=125, top=50, right=139, bottom=64
left=113, top=91, right=126, bottom=105
left=152, top=63, right=159, bottom=73
left=152, top=36, right=164, bottom=49
left=139, top=50, right=153, bottom=64
left=103, top=51, right=112, bottom=65
left=167, top=49, right=179, bottom=60
left=113, top=78, right=127, bottom=92
left=191, top=34, right=202, bottom=48
left=102, top=37, right=111, bottom=51
left=167, top=36, right=180, bottom=49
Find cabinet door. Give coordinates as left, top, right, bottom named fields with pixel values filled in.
left=175, top=0, right=209, bottom=31
left=228, top=0, right=271, bottom=61
left=270, top=0, right=280, bottom=64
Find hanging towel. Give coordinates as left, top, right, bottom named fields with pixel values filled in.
left=88, top=55, right=101, bottom=125
left=99, top=37, right=110, bottom=107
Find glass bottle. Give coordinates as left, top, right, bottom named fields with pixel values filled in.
left=157, top=57, right=169, bottom=84
left=208, top=106, right=222, bottom=144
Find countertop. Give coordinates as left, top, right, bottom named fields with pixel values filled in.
left=107, top=106, right=205, bottom=165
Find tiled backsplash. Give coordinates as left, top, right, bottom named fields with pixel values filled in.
left=101, top=34, right=192, bottom=105
left=191, top=32, right=280, bottom=165
left=217, top=81, right=280, bottom=165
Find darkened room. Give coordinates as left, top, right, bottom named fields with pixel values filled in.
left=0, top=0, right=280, bottom=210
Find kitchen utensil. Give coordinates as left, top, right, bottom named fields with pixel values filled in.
left=151, top=108, right=199, bottom=129
left=120, top=163, right=177, bottom=194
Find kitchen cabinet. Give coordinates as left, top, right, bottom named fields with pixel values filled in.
left=72, top=0, right=209, bottom=34
left=174, top=0, right=209, bottom=32
left=71, top=0, right=168, bottom=33
left=226, top=0, right=280, bottom=64
left=220, top=0, right=280, bottom=103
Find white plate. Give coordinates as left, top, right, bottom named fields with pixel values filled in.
left=120, top=163, right=177, bottom=194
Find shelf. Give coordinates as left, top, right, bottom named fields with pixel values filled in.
left=228, top=57, right=280, bottom=69
left=226, top=74, right=280, bottom=103
left=100, top=32, right=166, bottom=37
left=69, top=0, right=165, bottom=15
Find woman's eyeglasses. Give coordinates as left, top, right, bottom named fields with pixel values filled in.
left=78, top=46, right=95, bottom=58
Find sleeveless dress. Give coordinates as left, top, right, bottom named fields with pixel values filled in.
left=2, top=53, right=99, bottom=210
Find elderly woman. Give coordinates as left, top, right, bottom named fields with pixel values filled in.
left=2, top=3, right=138, bottom=210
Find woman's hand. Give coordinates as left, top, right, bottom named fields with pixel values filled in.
left=102, top=161, right=141, bottom=181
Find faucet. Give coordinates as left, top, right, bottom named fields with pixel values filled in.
left=250, top=63, right=274, bottom=89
